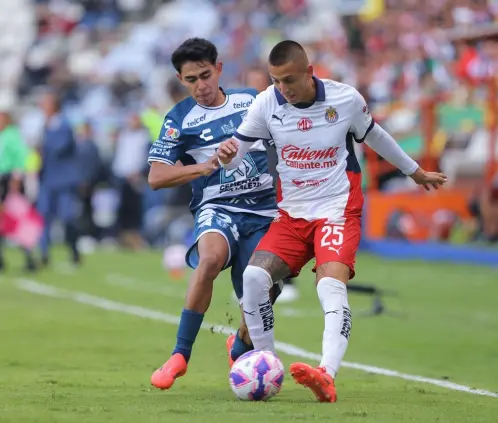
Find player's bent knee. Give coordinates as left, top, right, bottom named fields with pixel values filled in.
left=315, top=261, right=350, bottom=284
left=197, top=253, right=226, bottom=279
left=243, top=265, right=272, bottom=297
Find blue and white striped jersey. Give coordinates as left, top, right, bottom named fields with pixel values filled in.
left=148, top=88, right=277, bottom=217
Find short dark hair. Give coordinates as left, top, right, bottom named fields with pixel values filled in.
left=171, top=38, right=218, bottom=73
left=268, top=40, right=306, bottom=66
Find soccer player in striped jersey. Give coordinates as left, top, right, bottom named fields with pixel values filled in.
left=148, top=38, right=281, bottom=390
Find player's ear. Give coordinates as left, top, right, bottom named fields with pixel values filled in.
left=176, top=73, right=188, bottom=87
left=216, top=61, right=223, bottom=75
left=307, top=64, right=314, bottom=78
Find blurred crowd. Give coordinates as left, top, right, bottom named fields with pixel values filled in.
left=1, top=0, right=498, bottom=270
left=345, top=0, right=498, bottom=103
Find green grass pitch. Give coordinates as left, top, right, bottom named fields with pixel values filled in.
left=1, top=249, right=497, bottom=423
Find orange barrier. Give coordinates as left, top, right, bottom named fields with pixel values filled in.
left=366, top=189, right=472, bottom=241
left=486, top=76, right=498, bottom=186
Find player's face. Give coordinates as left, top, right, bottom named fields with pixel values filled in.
left=178, top=61, right=222, bottom=106
left=269, top=62, right=314, bottom=104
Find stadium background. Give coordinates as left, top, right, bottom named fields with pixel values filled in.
left=1, top=0, right=497, bottom=263
left=0, top=1, right=497, bottom=422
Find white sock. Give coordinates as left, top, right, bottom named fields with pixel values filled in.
left=317, top=277, right=352, bottom=378
left=242, top=265, right=275, bottom=351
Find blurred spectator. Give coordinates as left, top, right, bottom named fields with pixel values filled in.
left=112, top=112, right=149, bottom=249
left=76, top=121, right=102, bottom=240
left=469, top=173, right=498, bottom=242
left=243, top=66, right=272, bottom=93
left=37, top=90, right=81, bottom=265
left=166, top=77, right=189, bottom=106
left=480, top=174, right=498, bottom=242
left=0, top=111, right=37, bottom=272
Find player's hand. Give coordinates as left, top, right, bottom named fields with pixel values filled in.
left=409, top=167, right=448, bottom=191
left=217, top=139, right=239, bottom=164
left=199, top=154, right=220, bottom=176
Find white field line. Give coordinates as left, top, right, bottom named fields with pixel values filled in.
left=104, top=273, right=185, bottom=299
left=52, top=266, right=185, bottom=299
left=54, top=263, right=76, bottom=275
left=15, top=279, right=498, bottom=399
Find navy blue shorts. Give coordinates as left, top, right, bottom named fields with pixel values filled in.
left=186, top=207, right=274, bottom=300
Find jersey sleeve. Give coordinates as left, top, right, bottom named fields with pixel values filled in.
left=148, top=115, right=185, bottom=166
left=350, top=89, right=375, bottom=143
left=234, top=93, right=271, bottom=142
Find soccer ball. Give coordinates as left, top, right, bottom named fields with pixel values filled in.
left=162, top=244, right=188, bottom=279
left=162, top=244, right=187, bottom=270
left=229, top=350, right=284, bottom=401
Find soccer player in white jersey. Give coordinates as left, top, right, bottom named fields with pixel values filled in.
left=217, top=40, right=448, bottom=402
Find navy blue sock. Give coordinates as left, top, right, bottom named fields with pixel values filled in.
left=172, top=309, right=204, bottom=362
left=231, top=330, right=254, bottom=361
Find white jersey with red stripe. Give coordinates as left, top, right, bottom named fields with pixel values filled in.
left=233, top=77, right=373, bottom=223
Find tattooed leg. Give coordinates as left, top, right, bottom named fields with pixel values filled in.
left=249, top=250, right=292, bottom=282
left=241, top=251, right=291, bottom=351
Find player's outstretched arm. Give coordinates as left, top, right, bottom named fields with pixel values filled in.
left=351, top=88, right=447, bottom=191
left=148, top=156, right=219, bottom=190
left=148, top=114, right=221, bottom=190
left=364, top=125, right=448, bottom=191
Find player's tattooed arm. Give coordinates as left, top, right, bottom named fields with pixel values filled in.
left=249, top=250, right=291, bottom=282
